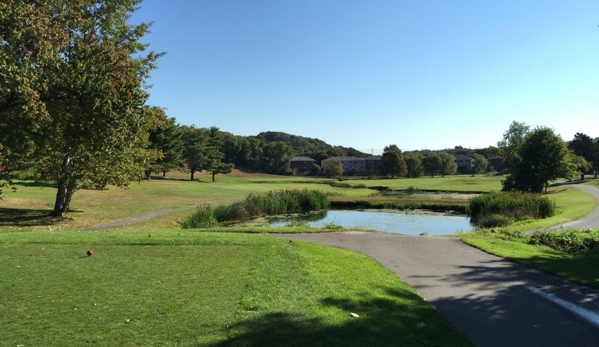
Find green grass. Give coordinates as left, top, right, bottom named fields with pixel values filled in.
left=461, top=233, right=599, bottom=288
left=0, top=231, right=475, bottom=347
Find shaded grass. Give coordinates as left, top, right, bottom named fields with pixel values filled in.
left=461, top=233, right=599, bottom=288
left=0, top=231, right=474, bottom=347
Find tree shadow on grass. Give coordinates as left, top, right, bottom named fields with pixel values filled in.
left=0, top=207, right=63, bottom=227
left=208, top=285, right=474, bottom=347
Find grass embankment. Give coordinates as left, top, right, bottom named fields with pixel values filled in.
left=0, top=231, right=474, bottom=347
left=461, top=183, right=599, bottom=288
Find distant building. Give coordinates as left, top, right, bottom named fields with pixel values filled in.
left=454, top=154, right=473, bottom=173
left=290, top=157, right=317, bottom=174
left=321, top=156, right=381, bottom=175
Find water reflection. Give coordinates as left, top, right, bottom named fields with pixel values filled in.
left=266, top=210, right=474, bottom=236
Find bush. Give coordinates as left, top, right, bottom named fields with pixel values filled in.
left=469, top=191, right=556, bottom=227
left=529, top=229, right=599, bottom=253
left=180, top=204, right=218, bottom=228
left=473, top=213, right=512, bottom=228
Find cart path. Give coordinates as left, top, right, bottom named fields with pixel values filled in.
left=272, top=232, right=599, bottom=347
left=546, top=183, right=599, bottom=231
left=78, top=208, right=177, bottom=232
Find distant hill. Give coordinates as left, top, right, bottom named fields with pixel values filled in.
left=256, top=131, right=368, bottom=158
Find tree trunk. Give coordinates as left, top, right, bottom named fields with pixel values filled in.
left=162, top=170, right=166, bottom=177
left=144, top=169, right=152, bottom=180
left=212, top=172, right=215, bottom=182
left=190, top=169, right=195, bottom=181
left=51, top=177, right=68, bottom=217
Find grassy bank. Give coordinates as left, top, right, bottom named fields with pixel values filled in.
left=0, top=231, right=475, bottom=347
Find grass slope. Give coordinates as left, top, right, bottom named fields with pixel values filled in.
left=0, top=231, right=474, bottom=346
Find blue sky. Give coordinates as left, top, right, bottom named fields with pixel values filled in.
left=133, top=1, right=599, bottom=154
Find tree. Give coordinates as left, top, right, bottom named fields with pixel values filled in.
left=422, top=154, right=441, bottom=177
left=181, top=126, right=208, bottom=181
left=145, top=108, right=183, bottom=178
left=0, top=0, right=163, bottom=217
left=471, top=153, right=488, bottom=175
left=381, top=144, right=407, bottom=178
left=569, top=132, right=599, bottom=176
left=324, top=159, right=343, bottom=178
left=260, top=141, right=293, bottom=175
left=497, top=121, right=530, bottom=172
left=438, top=152, right=457, bottom=177
left=502, top=127, right=571, bottom=193
left=404, top=153, right=423, bottom=178
left=203, top=126, right=233, bottom=182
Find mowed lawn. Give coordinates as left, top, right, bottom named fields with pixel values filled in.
left=0, top=170, right=505, bottom=232
left=0, top=231, right=475, bottom=347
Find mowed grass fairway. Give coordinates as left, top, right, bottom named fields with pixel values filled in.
left=0, top=231, right=475, bottom=347
left=0, top=170, right=504, bottom=232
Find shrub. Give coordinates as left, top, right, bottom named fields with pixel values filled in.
left=180, top=204, right=217, bottom=228
left=473, top=213, right=512, bottom=228
left=469, top=191, right=556, bottom=227
left=529, top=229, right=599, bottom=253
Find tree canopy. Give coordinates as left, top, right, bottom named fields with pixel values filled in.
left=502, top=127, right=571, bottom=193
left=381, top=144, right=407, bottom=178
left=0, top=0, right=163, bottom=216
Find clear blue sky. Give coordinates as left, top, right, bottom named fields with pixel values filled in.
left=133, top=0, right=599, bottom=154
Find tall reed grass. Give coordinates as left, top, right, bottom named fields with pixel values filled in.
left=469, top=191, right=556, bottom=228
left=181, top=189, right=330, bottom=228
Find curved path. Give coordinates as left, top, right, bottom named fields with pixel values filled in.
left=272, top=184, right=599, bottom=347
left=78, top=208, right=177, bottom=232
left=546, top=183, right=599, bottom=231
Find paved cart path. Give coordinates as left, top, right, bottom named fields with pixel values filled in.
left=271, top=184, right=599, bottom=347
left=272, top=232, right=599, bottom=347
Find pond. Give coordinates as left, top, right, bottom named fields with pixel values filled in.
left=266, top=209, right=475, bottom=236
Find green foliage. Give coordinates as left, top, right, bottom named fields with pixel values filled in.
left=470, top=153, right=488, bottom=174
left=260, top=141, right=294, bottom=175
left=529, top=229, right=599, bottom=253
left=246, top=189, right=330, bottom=215
left=404, top=153, right=424, bottom=178
left=1, top=0, right=163, bottom=217
left=497, top=121, right=530, bottom=171
left=569, top=132, right=599, bottom=173
left=179, top=204, right=218, bottom=228
left=182, top=189, right=330, bottom=228
left=469, top=191, right=556, bottom=227
left=381, top=144, right=407, bottom=178
left=502, top=126, right=571, bottom=193
left=324, top=159, right=344, bottom=178
left=146, top=109, right=183, bottom=177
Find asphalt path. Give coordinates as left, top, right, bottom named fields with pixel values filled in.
left=272, top=184, right=599, bottom=347
left=546, top=183, right=599, bottom=231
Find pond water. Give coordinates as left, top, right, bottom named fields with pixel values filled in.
left=266, top=210, right=474, bottom=236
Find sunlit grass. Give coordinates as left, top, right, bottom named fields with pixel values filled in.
left=0, top=231, right=475, bottom=347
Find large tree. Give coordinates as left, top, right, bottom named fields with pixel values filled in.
left=181, top=126, right=208, bottom=181
left=0, top=0, right=163, bottom=217
left=260, top=141, right=293, bottom=175
left=470, top=153, right=488, bottom=175
left=569, top=132, right=598, bottom=176
left=381, top=144, right=407, bottom=178
left=502, top=127, right=571, bottom=193
left=145, top=108, right=183, bottom=179
left=404, top=153, right=424, bottom=178
left=203, top=126, right=233, bottom=182
left=497, top=121, right=530, bottom=172
left=438, top=152, right=457, bottom=177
